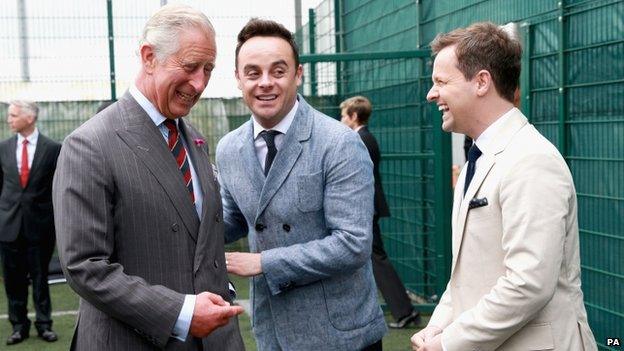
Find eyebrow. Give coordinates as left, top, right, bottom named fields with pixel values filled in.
left=242, top=60, right=289, bottom=72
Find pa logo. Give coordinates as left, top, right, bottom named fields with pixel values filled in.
left=607, top=337, right=621, bottom=347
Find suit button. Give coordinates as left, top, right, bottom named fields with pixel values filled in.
left=215, top=214, right=221, bottom=223
left=282, top=224, right=291, bottom=232
left=171, top=223, right=179, bottom=232
left=255, top=223, right=265, bottom=231
left=214, top=260, right=219, bottom=268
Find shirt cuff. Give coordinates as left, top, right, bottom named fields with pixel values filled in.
left=172, top=294, right=196, bottom=341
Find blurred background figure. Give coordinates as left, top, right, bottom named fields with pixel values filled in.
left=340, top=96, right=421, bottom=329
left=0, top=100, right=61, bottom=345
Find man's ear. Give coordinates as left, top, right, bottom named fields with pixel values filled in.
left=475, top=69, right=492, bottom=97
left=295, top=64, right=303, bottom=87
left=140, top=44, right=157, bottom=74
left=350, top=112, right=359, bottom=123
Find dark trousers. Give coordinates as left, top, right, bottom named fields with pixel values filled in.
left=0, top=233, right=54, bottom=333
left=371, top=216, right=414, bottom=321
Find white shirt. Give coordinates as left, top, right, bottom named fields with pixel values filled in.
left=473, top=107, right=517, bottom=164
left=16, top=128, right=39, bottom=174
left=128, top=85, right=199, bottom=341
left=252, top=99, right=298, bottom=170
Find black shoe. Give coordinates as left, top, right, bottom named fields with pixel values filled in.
left=388, top=310, right=421, bottom=329
left=6, top=330, right=29, bottom=345
left=38, top=329, right=58, bottom=342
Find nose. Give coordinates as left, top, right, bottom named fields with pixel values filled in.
left=189, top=69, right=209, bottom=93
left=426, top=86, right=438, bottom=102
left=258, top=73, right=273, bottom=89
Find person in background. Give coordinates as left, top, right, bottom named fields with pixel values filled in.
left=0, top=100, right=61, bottom=345
left=340, top=96, right=421, bottom=329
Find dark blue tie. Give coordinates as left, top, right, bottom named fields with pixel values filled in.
left=464, top=143, right=482, bottom=195
left=260, top=130, right=281, bottom=176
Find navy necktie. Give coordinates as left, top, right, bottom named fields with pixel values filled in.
left=464, top=143, right=482, bottom=195
left=260, top=130, right=281, bottom=176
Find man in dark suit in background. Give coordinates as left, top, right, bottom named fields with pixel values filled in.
left=0, top=100, right=61, bottom=345
left=340, top=96, right=421, bottom=329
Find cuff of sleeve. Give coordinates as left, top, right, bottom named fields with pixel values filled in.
left=441, top=330, right=448, bottom=351
left=172, top=294, right=196, bottom=341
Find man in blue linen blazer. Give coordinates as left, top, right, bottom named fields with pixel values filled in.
left=217, top=18, right=387, bottom=351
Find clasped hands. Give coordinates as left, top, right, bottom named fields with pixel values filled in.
left=411, top=325, right=443, bottom=351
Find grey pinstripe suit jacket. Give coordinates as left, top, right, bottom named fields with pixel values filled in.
left=53, top=92, right=244, bottom=350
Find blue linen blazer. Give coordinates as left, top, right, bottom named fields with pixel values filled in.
left=216, top=96, right=387, bottom=350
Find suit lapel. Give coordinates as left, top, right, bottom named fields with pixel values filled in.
left=27, top=134, right=49, bottom=186
left=451, top=109, right=529, bottom=273
left=4, top=136, right=19, bottom=183
left=178, top=118, right=212, bottom=218
left=115, top=93, right=200, bottom=242
left=255, top=98, right=311, bottom=221
left=238, top=122, right=265, bottom=197
left=179, top=118, right=218, bottom=271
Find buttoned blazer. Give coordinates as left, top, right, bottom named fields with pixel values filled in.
left=428, top=109, right=597, bottom=350
left=52, top=92, right=244, bottom=351
left=0, top=133, right=61, bottom=243
left=357, top=126, right=390, bottom=218
left=216, top=96, right=387, bottom=350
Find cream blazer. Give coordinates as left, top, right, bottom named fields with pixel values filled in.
left=429, top=109, right=597, bottom=351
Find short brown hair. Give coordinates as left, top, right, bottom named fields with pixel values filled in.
left=430, top=22, right=521, bottom=102
left=235, top=18, right=300, bottom=69
left=340, top=96, right=372, bottom=124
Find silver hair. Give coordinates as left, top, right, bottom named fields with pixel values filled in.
left=9, top=100, right=39, bottom=121
left=139, top=4, right=215, bottom=62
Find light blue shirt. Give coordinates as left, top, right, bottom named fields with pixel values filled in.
left=128, top=85, right=198, bottom=342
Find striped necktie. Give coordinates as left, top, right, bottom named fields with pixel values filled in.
left=163, top=119, right=194, bottom=203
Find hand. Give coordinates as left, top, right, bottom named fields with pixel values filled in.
left=189, top=292, right=244, bottom=338
left=411, top=326, right=442, bottom=351
left=225, top=252, right=262, bottom=277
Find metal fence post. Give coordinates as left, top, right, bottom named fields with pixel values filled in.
left=17, top=0, right=30, bottom=82
left=107, top=0, right=117, bottom=101
left=557, top=0, right=567, bottom=156
left=432, top=102, right=453, bottom=298
left=308, top=9, right=317, bottom=96
left=520, top=22, right=532, bottom=120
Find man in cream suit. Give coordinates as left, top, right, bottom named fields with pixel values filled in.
left=217, top=19, right=387, bottom=350
left=53, top=4, right=244, bottom=350
left=411, top=22, right=596, bottom=351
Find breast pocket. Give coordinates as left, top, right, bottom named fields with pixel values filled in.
left=296, top=171, right=324, bottom=212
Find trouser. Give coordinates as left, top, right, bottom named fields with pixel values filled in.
left=0, top=232, right=54, bottom=333
left=371, top=216, right=414, bottom=320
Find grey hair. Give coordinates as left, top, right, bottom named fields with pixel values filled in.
left=139, top=4, right=215, bottom=62
left=9, top=100, right=39, bottom=120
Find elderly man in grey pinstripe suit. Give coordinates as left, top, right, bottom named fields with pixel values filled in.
left=52, top=4, right=244, bottom=350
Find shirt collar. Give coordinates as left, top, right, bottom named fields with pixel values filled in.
left=474, top=107, right=517, bottom=154
left=129, top=84, right=173, bottom=128
left=252, top=99, right=299, bottom=139
left=17, top=128, right=39, bottom=146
